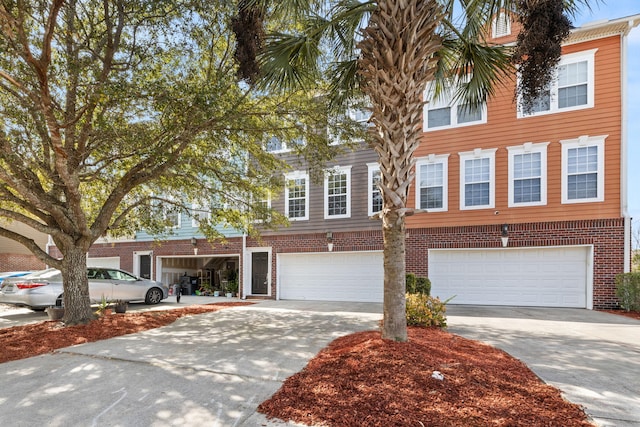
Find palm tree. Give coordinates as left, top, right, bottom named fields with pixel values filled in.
left=237, top=0, right=595, bottom=341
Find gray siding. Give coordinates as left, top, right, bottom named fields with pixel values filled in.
left=264, top=143, right=382, bottom=235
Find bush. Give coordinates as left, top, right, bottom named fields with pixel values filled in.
left=405, top=293, right=450, bottom=328
left=415, top=277, right=431, bottom=296
left=405, top=273, right=417, bottom=294
left=615, top=272, right=640, bottom=312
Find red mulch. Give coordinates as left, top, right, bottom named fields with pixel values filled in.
left=0, top=302, right=252, bottom=364
left=259, top=327, right=595, bottom=427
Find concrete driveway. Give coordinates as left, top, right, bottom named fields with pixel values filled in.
left=447, top=306, right=640, bottom=427
left=1, top=301, right=639, bottom=426
left=0, top=300, right=382, bottom=427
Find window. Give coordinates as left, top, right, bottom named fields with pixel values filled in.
left=266, top=136, right=305, bottom=153
left=507, top=142, right=549, bottom=207
left=367, top=163, right=383, bottom=216
left=160, top=200, right=181, bottom=229
left=519, top=49, right=596, bottom=117
left=415, top=154, right=449, bottom=212
left=191, top=201, right=212, bottom=227
left=285, top=172, right=309, bottom=220
left=324, top=166, right=351, bottom=219
left=266, top=137, right=283, bottom=152
left=459, top=148, right=496, bottom=210
left=561, top=135, right=606, bottom=204
left=424, top=80, right=486, bottom=131
left=492, top=11, right=511, bottom=38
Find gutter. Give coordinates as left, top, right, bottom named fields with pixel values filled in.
left=621, top=20, right=633, bottom=273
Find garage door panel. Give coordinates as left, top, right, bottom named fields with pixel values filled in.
left=279, top=252, right=383, bottom=303
left=429, top=247, right=588, bottom=308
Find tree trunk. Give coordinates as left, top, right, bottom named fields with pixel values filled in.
left=61, top=246, right=94, bottom=325
left=382, top=212, right=407, bottom=341
left=357, top=0, right=443, bottom=341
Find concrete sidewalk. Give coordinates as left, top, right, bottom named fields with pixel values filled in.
left=447, top=306, right=640, bottom=427
left=0, top=300, right=382, bottom=426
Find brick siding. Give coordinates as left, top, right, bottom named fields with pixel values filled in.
left=0, top=254, right=45, bottom=272
left=80, top=218, right=625, bottom=309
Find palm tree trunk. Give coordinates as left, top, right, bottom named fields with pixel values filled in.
left=357, top=0, right=443, bottom=341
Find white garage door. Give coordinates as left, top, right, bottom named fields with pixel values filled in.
left=279, top=251, right=383, bottom=302
left=429, top=247, right=589, bottom=308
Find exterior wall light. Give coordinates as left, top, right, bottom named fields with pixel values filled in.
left=191, top=237, right=198, bottom=255
left=501, top=224, right=509, bottom=248
left=326, top=231, right=333, bottom=252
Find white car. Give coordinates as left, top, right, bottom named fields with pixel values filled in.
left=0, top=267, right=169, bottom=309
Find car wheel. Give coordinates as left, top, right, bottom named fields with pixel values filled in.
left=55, top=294, right=64, bottom=307
left=145, top=288, right=163, bottom=305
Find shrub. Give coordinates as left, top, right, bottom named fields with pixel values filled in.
left=615, top=272, right=640, bottom=312
left=405, top=273, right=417, bottom=294
left=415, top=277, right=431, bottom=296
left=405, top=293, right=451, bottom=328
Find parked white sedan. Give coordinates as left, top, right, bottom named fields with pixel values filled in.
left=0, top=267, right=169, bottom=309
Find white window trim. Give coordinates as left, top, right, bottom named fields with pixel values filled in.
left=423, top=79, right=488, bottom=131
left=560, top=135, right=607, bottom=204
left=415, top=154, right=449, bottom=212
left=507, top=142, right=549, bottom=207
left=492, top=11, right=511, bottom=38
left=284, top=171, right=310, bottom=221
left=367, top=163, right=382, bottom=217
left=324, top=165, right=352, bottom=219
left=459, top=148, right=497, bottom=210
left=518, top=49, right=597, bottom=118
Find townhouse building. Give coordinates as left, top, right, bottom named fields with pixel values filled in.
left=84, top=14, right=639, bottom=310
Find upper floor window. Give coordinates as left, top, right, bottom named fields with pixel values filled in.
left=324, top=166, right=351, bottom=219
left=561, top=135, right=606, bottom=204
left=519, top=49, right=596, bottom=117
left=367, top=163, right=383, bottom=217
left=285, top=171, right=309, bottom=220
left=459, top=148, right=496, bottom=210
left=424, top=80, right=487, bottom=131
left=416, top=154, right=449, bottom=212
left=159, top=198, right=181, bottom=229
left=507, top=142, right=549, bottom=207
left=492, top=11, right=511, bottom=38
left=191, top=201, right=212, bottom=227
left=266, top=136, right=305, bottom=153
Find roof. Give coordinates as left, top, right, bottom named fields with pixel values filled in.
left=567, top=13, right=640, bottom=45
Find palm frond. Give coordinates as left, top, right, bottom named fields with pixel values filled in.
left=326, top=59, right=361, bottom=111
left=259, top=32, right=323, bottom=92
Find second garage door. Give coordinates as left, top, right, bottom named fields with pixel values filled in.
left=428, top=246, right=590, bottom=308
left=278, top=251, right=384, bottom=302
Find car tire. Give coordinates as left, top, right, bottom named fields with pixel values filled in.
left=55, top=294, right=64, bottom=307
left=145, top=288, right=163, bottom=305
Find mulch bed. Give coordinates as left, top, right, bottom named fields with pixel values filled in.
left=259, top=327, right=594, bottom=427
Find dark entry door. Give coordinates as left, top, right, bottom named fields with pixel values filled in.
left=251, top=252, right=269, bottom=294
left=139, top=254, right=151, bottom=279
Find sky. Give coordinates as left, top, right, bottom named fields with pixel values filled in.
left=572, top=1, right=640, bottom=222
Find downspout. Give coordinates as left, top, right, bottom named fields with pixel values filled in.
left=621, top=22, right=632, bottom=273
left=241, top=232, right=247, bottom=299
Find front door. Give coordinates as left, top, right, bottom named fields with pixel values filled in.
left=139, top=254, right=151, bottom=279
left=251, top=252, right=269, bottom=295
